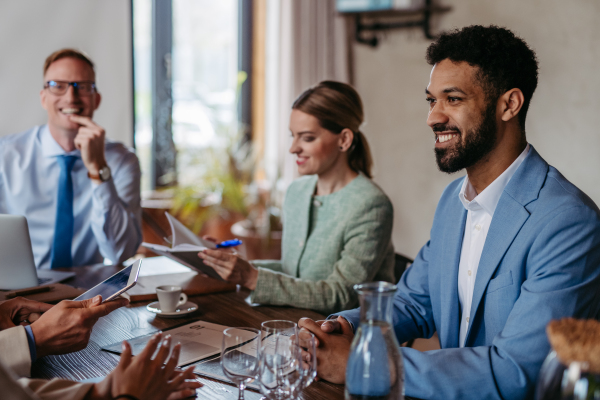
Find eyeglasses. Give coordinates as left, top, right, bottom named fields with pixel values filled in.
left=44, top=80, right=96, bottom=96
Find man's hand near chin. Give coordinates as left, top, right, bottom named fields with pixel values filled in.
left=69, top=115, right=107, bottom=183
left=31, top=295, right=128, bottom=358
left=298, top=316, right=355, bottom=384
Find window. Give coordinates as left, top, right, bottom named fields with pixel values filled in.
left=133, top=0, right=240, bottom=192
left=133, top=0, right=152, bottom=191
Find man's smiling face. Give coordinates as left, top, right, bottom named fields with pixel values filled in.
left=40, top=57, right=100, bottom=137
left=426, top=59, right=498, bottom=173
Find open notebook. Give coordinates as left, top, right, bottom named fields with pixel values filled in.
left=142, top=213, right=223, bottom=281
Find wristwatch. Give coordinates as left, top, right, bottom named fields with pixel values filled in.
left=88, top=165, right=112, bottom=182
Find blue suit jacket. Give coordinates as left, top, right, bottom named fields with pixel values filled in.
left=339, top=146, right=600, bottom=400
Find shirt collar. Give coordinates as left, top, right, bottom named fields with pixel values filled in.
left=459, top=143, right=530, bottom=216
left=39, top=124, right=81, bottom=158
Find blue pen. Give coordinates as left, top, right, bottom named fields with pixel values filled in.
left=216, top=239, right=243, bottom=248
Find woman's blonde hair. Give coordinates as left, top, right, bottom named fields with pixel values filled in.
left=292, top=81, right=373, bottom=179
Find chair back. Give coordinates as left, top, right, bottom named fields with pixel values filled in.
left=394, top=253, right=413, bottom=283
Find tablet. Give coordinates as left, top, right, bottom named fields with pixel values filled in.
left=75, top=259, right=142, bottom=303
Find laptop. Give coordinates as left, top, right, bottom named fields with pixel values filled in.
left=0, top=214, right=75, bottom=290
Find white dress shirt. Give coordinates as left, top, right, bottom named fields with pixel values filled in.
left=0, top=125, right=142, bottom=269
left=458, top=144, right=530, bottom=346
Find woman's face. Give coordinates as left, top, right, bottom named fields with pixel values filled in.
left=289, top=109, right=343, bottom=176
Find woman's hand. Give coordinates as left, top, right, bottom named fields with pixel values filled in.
left=198, top=249, right=259, bottom=290
left=167, top=367, right=202, bottom=400
left=99, top=333, right=198, bottom=400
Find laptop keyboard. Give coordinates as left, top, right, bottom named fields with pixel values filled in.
left=38, top=277, right=52, bottom=285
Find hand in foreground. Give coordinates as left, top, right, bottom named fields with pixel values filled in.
left=93, top=333, right=198, bottom=400
left=166, top=367, right=203, bottom=400
left=198, top=249, right=259, bottom=290
left=298, top=316, right=355, bottom=384
left=69, top=115, right=107, bottom=180
left=0, top=297, right=53, bottom=330
left=30, top=295, right=128, bottom=358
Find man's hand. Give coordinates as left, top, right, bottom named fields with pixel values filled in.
left=0, top=298, right=52, bottom=330
left=320, top=317, right=349, bottom=335
left=30, top=295, right=128, bottom=358
left=298, top=316, right=355, bottom=384
left=198, top=249, right=259, bottom=290
left=69, top=115, right=107, bottom=181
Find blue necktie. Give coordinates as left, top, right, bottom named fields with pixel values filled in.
left=50, top=155, right=77, bottom=269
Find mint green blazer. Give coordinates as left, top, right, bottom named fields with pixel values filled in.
left=251, top=173, right=395, bottom=313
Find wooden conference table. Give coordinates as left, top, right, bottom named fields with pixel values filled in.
left=30, top=262, right=345, bottom=400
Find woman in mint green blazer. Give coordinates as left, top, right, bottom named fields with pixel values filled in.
left=198, top=81, right=395, bottom=314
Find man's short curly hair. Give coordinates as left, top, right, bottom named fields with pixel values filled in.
left=426, top=25, right=538, bottom=129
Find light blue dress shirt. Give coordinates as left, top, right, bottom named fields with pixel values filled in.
left=0, top=125, right=142, bottom=269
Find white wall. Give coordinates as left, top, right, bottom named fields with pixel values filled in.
left=354, top=0, right=600, bottom=257
left=0, top=0, right=133, bottom=146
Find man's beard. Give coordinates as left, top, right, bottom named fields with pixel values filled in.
left=434, top=102, right=498, bottom=174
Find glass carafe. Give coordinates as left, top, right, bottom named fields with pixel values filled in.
left=536, top=351, right=600, bottom=400
left=345, top=282, right=404, bottom=400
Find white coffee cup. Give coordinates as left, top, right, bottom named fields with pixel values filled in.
left=156, top=285, right=188, bottom=313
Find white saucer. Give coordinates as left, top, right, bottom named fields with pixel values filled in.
left=146, top=301, right=199, bottom=318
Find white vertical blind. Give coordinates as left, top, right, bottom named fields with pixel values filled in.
left=0, top=0, right=133, bottom=146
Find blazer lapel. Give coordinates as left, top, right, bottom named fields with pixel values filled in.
left=465, top=145, right=548, bottom=344
left=438, top=186, right=467, bottom=349
left=465, top=196, right=529, bottom=342
left=289, top=176, right=316, bottom=277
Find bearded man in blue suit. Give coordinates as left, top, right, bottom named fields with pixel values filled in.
left=299, top=25, right=600, bottom=400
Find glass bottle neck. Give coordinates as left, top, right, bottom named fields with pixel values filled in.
left=359, top=290, right=394, bottom=325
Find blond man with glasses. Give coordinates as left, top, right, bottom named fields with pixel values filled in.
left=0, top=48, right=141, bottom=270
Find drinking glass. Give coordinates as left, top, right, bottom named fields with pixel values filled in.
left=258, top=320, right=300, bottom=399
left=221, top=327, right=261, bottom=400
left=536, top=350, right=600, bottom=400
left=297, top=328, right=317, bottom=389
left=260, top=320, right=298, bottom=341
